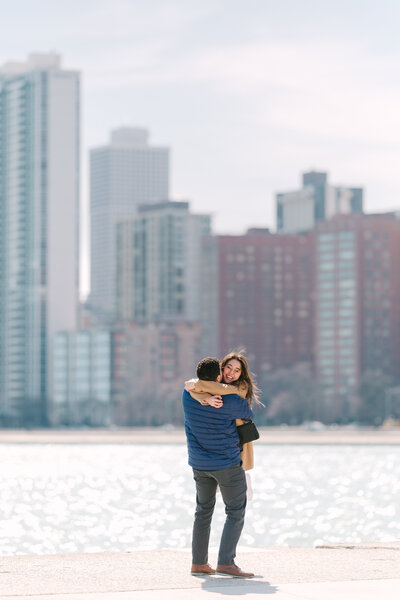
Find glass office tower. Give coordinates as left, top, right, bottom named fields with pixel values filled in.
left=0, top=53, right=80, bottom=425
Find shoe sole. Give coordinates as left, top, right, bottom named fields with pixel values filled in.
left=216, top=572, right=254, bottom=578
left=191, top=572, right=215, bottom=576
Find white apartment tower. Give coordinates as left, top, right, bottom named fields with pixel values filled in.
left=276, top=171, right=363, bottom=233
left=0, top=53, right=80, bottom=425
left=90, top=127, right=170, bottom=323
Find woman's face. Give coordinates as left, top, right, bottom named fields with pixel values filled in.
left=222, top=359, right=242, bottom=384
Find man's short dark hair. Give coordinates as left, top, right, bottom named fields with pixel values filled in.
left=196, top=357, right=221, bottom=381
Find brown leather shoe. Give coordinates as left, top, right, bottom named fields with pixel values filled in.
left=191, top=563, right=216, bottom=576
left=216, top=563, right=254, bottom=578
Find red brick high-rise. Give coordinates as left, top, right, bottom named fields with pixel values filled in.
left=201, top=229, right=315, bottom=381
left=201, top=214, right=400, bottom=422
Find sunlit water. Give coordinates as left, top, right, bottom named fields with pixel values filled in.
left=0, top=443, right=399, bottom=555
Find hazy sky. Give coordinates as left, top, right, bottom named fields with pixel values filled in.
left=1, top=0, right=400, bottom=293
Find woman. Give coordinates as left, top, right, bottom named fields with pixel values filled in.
left=185, top=351, right=261, bottom=472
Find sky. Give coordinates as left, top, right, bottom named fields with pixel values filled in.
left=1, top=0, right=400, bottom=295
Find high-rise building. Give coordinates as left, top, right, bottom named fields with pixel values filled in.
left=315, top=212, right=400, bottom=422
left=90, top=127, right=169, bottom=323
left=277, top=170, right=363, bottom=233
left=201, top=228, right=315, bottom=380
left=0, top=53, right=80, bottom=426
left=117, top=201, right=211, bottom=323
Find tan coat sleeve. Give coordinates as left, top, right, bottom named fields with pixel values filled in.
left=190, top=379, right=248, bottom=399
left=240, top=441, right=254, bottom=471
left=189, top=390, right=212, bottom=405
left=189, top=379, right=243, bottom=405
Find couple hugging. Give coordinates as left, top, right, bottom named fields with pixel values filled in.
left=182, top=351, right=261, bottom=579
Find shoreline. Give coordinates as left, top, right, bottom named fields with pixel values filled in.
left=0, top=426, right=400, bottom=444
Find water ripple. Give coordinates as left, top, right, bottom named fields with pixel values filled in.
left=0, top=443, right=399, bottom=555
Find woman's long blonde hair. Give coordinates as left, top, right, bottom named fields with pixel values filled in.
left=220, top=350, right=263, bottom=407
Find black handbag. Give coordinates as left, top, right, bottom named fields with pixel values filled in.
left=237, top=420, right=260, bottom=444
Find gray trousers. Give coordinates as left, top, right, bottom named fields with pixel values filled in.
left=192, top=462, right=247, bottom=566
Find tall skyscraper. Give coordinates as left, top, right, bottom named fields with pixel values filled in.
left=90, top=127, right=169, bottom=323
left=277, top=170, right=363, bottom=233
left=0, top=53, right=80, bottom=425
left=117, top=201, right=211, bottom=322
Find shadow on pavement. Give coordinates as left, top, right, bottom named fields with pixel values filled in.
left=201, top=577, right=278, bottom=595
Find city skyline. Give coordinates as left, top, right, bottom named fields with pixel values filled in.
left=0, top=51, right=398, bottom=425
left=1, top=1, right=400, bottom=296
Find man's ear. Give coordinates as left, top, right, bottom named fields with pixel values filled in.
left=216, top=374, right=221, bottom=382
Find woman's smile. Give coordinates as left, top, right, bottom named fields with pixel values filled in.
left=223, top=359, right=242, bottom=383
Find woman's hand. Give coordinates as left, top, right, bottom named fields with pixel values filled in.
left=207, top=395, right=223, bottom=408
left=185, top=378, right=198, bottom=391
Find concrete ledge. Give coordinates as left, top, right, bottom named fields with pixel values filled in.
left=1, top=427, right=400, bottom=445
left=1, top=543, right=399, bottom=597
left=2, top=579, right=400, bottom=600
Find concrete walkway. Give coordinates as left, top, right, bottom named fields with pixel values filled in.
left=1, top=579, right=399, bottom=600
left=1, top=542, right=399, bottom=599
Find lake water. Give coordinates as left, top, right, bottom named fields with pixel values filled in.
left=0, top=443, right=399, bottom=556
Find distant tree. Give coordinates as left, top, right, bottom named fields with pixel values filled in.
left=124, top=386, right=185, bottom=426
left=358, top=370, right=392, bottom=425
left=388, top=387, right=400, bottom=421
left=256, top=363, right=319, bottom=425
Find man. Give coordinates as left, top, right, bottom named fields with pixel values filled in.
left=182, top=357, right=254, bottom=578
